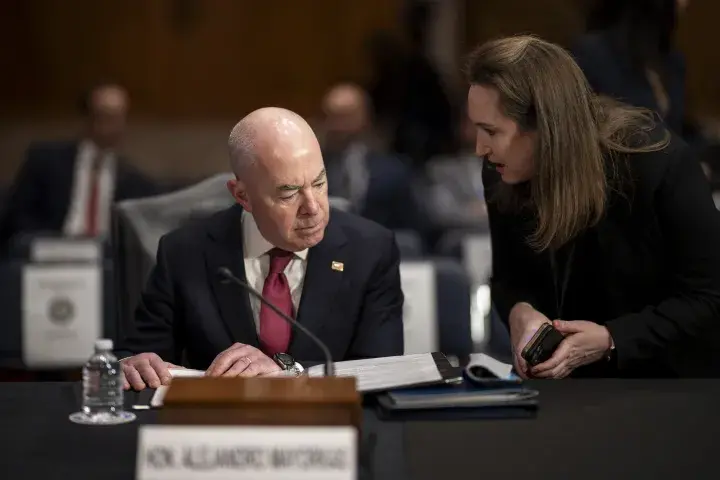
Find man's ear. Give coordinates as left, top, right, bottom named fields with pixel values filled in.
left=226, top=179, right=252, bottom=212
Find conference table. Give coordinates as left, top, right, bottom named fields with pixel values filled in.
left=0, top=379, right=717, bottom=479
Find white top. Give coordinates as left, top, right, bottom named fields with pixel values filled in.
left=241, top=210, right=309, bottom=331
left=63, top=140, right=117, bottom=238
left=95, top=338, right=113, bottom=351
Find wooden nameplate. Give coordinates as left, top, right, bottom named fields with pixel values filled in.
left=158, top=376, right=361, bottom=429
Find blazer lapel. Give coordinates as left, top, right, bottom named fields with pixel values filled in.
left=205, top=205, right=259, bottom=346
left=291, top=212, right=349, bottom=356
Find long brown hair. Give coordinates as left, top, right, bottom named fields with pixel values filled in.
left=466, top=35, right=669, bottom=251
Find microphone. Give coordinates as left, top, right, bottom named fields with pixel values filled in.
left=216, top=266, right=335, bottom=377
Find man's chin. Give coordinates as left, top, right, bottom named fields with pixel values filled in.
left=294, top=227, right=325, bottom=249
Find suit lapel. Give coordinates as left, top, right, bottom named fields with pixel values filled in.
left=291, top=212, right=348, bottom=356
left=205, top=205, right=259, bottom=346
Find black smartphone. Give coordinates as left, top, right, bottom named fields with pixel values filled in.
left=521, top=323, right=565, bottom=366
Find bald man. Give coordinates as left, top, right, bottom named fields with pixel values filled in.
left=0, top=83, right=158, bottom=249
left=319, top=83, right=426, bottom=236
left=119, top=107, right=404, bottom=389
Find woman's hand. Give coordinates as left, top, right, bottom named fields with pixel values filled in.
left=508, top=303, right=551, bottom=379
left=531, top=320, right=612, bottom=379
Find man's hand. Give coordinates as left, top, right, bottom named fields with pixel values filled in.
left=531, top=320, right=612, bottom=379
left=508, top=303, right=551, bottom=379
left=205, top=343, right=282, bottom=378
left=120, top=353, right=183, bottom=390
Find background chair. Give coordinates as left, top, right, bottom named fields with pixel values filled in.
left=400, top=258, right=473, bottom=358
left=394, top=229, right=424, bottom=258
left=112, top=173, right=236, bottom=342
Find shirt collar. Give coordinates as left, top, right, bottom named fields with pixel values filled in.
left=241, top=210, right=308, bottom=260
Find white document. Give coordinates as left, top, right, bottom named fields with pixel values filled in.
left=467, top=353, right=514, bottom=379
left=399, top=261, right=438, bottom=354
left=22, top=264, right=101, bottom=367
left=150, top=368, right=204, bottom=407
left=136, top=425, right=356, bottom=480
left=307, top=353, right=445, bottom=393
left=150, top=369, right=302, bottom=407
left=30, top=237, right=101, bottom=263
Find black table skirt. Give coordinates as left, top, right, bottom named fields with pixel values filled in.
left=0, top=380, right=718, bottom=479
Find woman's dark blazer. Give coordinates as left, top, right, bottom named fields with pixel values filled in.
left=485, top=132, right=720, bottom=378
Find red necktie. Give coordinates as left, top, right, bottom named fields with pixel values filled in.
left=259, top=248, right=294, bottom=356
left=85, top=158, right=101, bottom=237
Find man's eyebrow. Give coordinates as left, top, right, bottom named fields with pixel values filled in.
left=277, top=184, right=301, bottom=192
left=276, top=170, right=326, bottom=191
left=313, top=169, right=326, bottom=183
left=474, top=121, right=496, bottom=130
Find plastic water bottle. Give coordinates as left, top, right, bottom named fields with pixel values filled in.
left=81, top=339, right=123, bottom=418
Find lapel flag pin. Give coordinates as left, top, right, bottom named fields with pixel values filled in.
left=331, top=261, right=344, bottom=272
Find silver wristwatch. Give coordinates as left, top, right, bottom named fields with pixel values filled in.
left=272, top=352, right=304, bottom=376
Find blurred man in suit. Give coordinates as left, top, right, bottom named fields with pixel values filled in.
left=120, top=107, right=404, bottom=390
left=425, top=111, right=487, bottom=230
left=0, top=83, right=157, bottom=250
left=318, top=83, right=427, bottom=238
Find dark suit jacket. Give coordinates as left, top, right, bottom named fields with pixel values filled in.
left=571, top=32, right=686, bottom=135
left=0, top=140, right=158, bottom=247
left=485, top=133, right=720, bottom=378
left=360, top=152, right=427, bottom=236
left=119, top=205, right=405, bottom=369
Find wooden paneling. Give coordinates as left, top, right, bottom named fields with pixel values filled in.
left=677, top=2, right=720, bottom=117
left=0, top=0, right=403, bottom=119
left=462, top=0, right=720, bottom=118
left=464, top=0, right=586, bottom=52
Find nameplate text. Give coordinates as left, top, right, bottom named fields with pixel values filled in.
left=136, top=425, right=356, bottom=480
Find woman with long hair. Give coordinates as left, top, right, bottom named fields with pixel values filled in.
left=468, top=35, right=720, bottom=378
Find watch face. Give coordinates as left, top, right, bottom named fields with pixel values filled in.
left=273, top=353, right=294, bottom=369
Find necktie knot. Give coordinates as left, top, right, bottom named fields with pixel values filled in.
left=268, top=248, right=293, bottom=275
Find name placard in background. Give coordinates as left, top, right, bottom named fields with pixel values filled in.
left=136, top=426, right=356, bottom=480
left=22, top=264, right=101, bottom=367
left=399, top=261, right=437, bottom=354
left=30, top=237, right=101, bottom=263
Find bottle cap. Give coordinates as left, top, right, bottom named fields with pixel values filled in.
left=95, top=339, right=113, bottom=351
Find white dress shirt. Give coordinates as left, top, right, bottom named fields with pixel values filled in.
left=242, top=210, right=308, bottom=332
left=63, top=140, right=117, bottom=238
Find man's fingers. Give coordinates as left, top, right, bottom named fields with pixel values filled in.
left=148, top=355, right=172, bottom=385
left=238, top=361, right=265, bottom=378
left=207, top=345, right=255, bottom=377
left=123, top=365, right=147, bottom=390
left=136, top=361, right=162, bottom=388
left=221, top=357, right=253, bottom=377
left=206, top=344, right=252, bottom=376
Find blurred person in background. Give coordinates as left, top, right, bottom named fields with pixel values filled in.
left=425, top=109, right=487, bottom=230
left=366, top=8, right=455, bottom=168
left=0, top=82, right=158, bottom=251
left=571, top=0, right=692, bottom=140
left=470, top=35, right=720, bottom=379
left=571, top=0, right=720, bottom=187
left=318, top=82, right=427, bottom=238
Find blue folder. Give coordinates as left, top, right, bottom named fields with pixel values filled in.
left=374, top=364, right=538, bottom=420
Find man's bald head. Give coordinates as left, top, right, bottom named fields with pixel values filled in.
left=320, top=83, right=369, bottom=152
left=228, top=107, right=319, bottom=176
left=226, top=107, right=329, bottom=252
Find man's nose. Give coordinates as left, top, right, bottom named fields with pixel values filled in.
left=299, top=189, right=320, bottom=216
